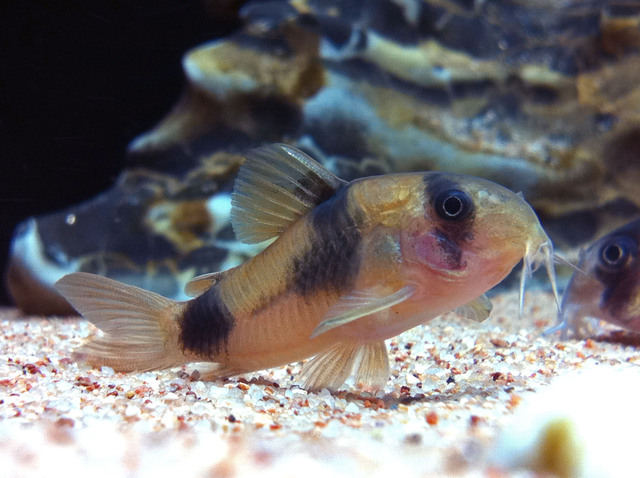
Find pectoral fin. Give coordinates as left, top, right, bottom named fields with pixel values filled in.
left=454, top=294, right=492, bottom=322
left=310, top=285, right=416, bottom=338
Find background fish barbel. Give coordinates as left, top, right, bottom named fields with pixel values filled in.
left=56, top=144, right=559, bottom=391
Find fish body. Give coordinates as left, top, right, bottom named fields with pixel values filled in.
left=57, top=144, right=556, bottom=390
left=552, top=218, right=640, bottom=337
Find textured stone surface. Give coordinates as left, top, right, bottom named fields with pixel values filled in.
left=7, top=0, right=640, bottom=312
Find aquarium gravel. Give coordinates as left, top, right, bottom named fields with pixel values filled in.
left=2, top=291, right=639, bottom=477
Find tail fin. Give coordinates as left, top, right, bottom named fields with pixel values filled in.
left=55, top=272, right=185, bottom=372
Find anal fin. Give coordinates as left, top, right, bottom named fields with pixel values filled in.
left=300, top=341, right=390, bottom=391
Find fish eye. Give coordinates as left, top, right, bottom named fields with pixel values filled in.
left=599, top=238, right=631, bottom=268
left=435, top=189, right=472, bottom=220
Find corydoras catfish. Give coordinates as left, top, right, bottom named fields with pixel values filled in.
left=56, top=144, right=557, bottom=391
left=550, top=218, right=640, bottom=338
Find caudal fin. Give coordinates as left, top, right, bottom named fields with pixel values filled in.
left=55, top=272, right=185, bottom=372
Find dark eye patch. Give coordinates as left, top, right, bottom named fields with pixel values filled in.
left=423, top=174, right=475, bottom=265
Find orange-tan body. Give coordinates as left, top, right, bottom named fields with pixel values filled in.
left=56, top=144, right=557, bottom=391
left=192, top=174, right=522, bottom=373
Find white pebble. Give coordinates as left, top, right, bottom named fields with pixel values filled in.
left=100, top=366, right=115, bottom=376
left=191, top=381, right=206, bottom=396
left=345, top=402, right=360, bottom=414
left=247, top=385, right=264, bottom=401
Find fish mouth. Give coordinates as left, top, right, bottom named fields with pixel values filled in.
left=547, top=291, right=605, bottom=339
left=545, top=256, right=604, bottom=339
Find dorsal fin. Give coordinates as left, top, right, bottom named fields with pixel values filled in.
left=231, top=144, right=346, bottom=244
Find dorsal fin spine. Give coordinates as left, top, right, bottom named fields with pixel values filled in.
left=230, top=144, right=345, bottom=244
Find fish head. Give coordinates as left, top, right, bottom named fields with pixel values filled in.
left=397, top=172, right=558, bottom=306
left=560, top=219, right=640, bottom=332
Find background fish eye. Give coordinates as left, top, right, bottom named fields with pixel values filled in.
left=599, top=238, right=633, bottom=268
left=435, top=190, right=471, bottom=220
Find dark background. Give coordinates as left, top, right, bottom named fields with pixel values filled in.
left=0, top=1, right=241, bottom=305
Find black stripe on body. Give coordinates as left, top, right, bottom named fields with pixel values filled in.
left=179, top=287, right=235, bottom=358
left=292, top=186, right=362, bottom=296
left=424, top=174, right=475, bottom=270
